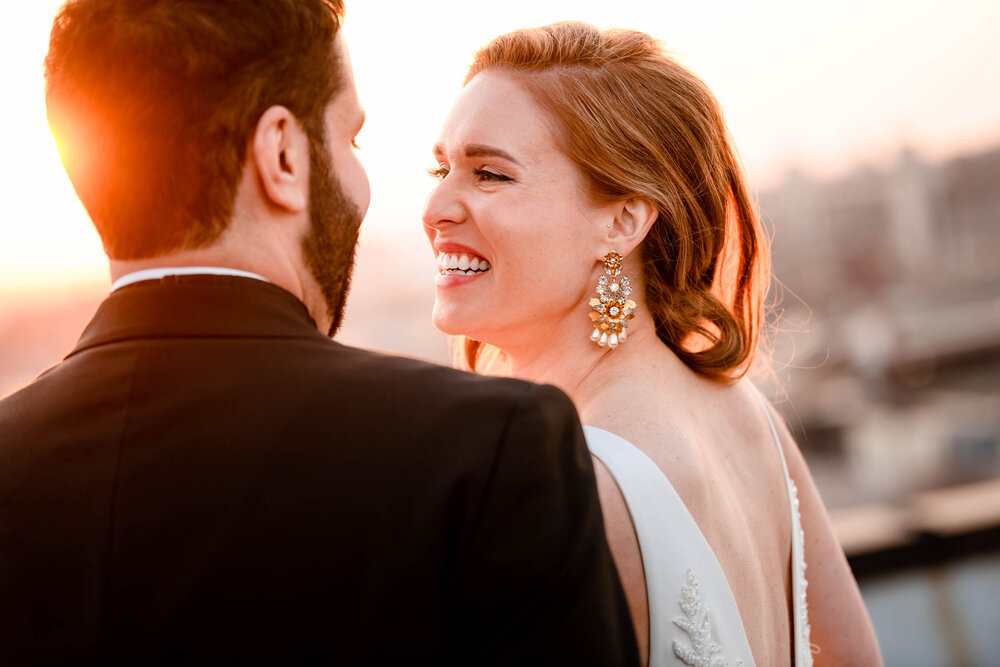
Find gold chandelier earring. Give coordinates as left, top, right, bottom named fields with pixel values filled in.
left=589, top=251, right=636, bottom=348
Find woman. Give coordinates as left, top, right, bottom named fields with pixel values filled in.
left=422, top=21, right=881, bottom=667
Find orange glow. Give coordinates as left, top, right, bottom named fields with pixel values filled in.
left=0, top=0, right=106, bottom=293
left=48, top=118, right=87, bottom=196
left=3, top=0, right=1000, bottom=295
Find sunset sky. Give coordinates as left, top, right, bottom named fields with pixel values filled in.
left=2, top=0, right=999, bottom=294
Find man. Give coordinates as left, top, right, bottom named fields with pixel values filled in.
left=0, top=1, right=639, bottom=664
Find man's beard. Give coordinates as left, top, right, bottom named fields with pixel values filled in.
left=302, top=140, right=363, bottom=337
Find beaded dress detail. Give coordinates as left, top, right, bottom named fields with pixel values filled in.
left=754, top=390, right=814, bottom=667
left=672, top=570, right=743, bottom=667
left=584, top=387, right=812, bottom=667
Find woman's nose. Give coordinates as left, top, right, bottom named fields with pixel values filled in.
left=422, top=178, right=467, bottom=231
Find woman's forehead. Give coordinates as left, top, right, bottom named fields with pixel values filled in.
left=437, top=71, right=556, bottom=158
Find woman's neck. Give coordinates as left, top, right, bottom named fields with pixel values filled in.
left=505, top=307, right=672, bottom=421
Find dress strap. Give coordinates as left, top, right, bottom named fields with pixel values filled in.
left=751, top=385, right=791, bottom=478
left=749, top=385, right=814, bottom=667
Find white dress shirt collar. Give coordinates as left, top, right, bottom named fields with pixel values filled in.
left=111, top=266, right=270, bottom=292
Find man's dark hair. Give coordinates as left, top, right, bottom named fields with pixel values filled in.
left=44, top=0, right=346, bottom=259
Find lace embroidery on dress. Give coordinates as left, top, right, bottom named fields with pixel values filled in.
left=672, top=570, right=744, bottom=667
left=789, top=480, right=815, bottom=666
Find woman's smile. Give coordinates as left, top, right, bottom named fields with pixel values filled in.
left=433, top=243, right=492, bottom=287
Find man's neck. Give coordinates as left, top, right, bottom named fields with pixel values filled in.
left=109, top=246, right=260, bottom=284
left=109, top=242, right=330, bottom=334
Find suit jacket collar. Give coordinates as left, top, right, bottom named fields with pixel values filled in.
left=69, top=274, right=326, bottom=358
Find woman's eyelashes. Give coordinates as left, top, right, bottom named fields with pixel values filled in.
left=427, top=166, right=449, bottom=180
left=473, top=168, right=512, bottom=182
left=426, top=165, right=512, bottom=183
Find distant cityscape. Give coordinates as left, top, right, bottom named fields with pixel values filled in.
left=754, top=144, right=1000, bottom=665
left=758, top=144, right=1000, bottom=508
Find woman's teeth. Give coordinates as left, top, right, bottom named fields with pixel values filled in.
left=437, top=252, right=491, bottom=275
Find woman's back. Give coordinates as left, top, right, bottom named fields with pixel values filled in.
left=583, top=355, right=799, bottom=666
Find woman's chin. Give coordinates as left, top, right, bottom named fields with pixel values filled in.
left=431, top=306, right=478, bottom=339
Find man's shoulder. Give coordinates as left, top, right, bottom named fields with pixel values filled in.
left=260, top=341, right=585, bottom=489
left=308, top=341, right=571, bottom=418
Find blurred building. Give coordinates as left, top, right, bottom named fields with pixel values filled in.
left=759, top=145, right=1000, bottom=507
left=758, top=146, right=1000, bottom=666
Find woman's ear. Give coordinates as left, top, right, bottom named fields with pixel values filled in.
left=251, top=105, right=309, bottom=213
left=606, top=196, right=658, bottom=256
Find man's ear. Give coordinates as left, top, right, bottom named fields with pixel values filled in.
left=606, top=196, right=658, bottom=257
left=251, top=105, right=309, bottom=213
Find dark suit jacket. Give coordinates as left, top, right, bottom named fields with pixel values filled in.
left=0, top=275, right=638, bottom=666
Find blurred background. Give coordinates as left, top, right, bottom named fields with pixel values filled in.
left=2, top=1, right=998, bottom=664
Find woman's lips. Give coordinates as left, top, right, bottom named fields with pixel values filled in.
left=434, top=270, right=487, bottom=287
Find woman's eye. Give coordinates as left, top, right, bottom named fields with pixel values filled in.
left=427, top=166, right=449, bottom=180
left=473, top=168, right=512, bottom=183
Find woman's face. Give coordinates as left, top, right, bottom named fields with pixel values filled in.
left=422, top=71, right=613, bottom=351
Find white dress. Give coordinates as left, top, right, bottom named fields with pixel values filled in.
left=584, top=390, right=812, bottom=667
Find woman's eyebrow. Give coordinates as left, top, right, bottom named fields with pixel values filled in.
left=464, top=143, right=522, bottom=166
left=431, top=143, right=522, bottom=167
